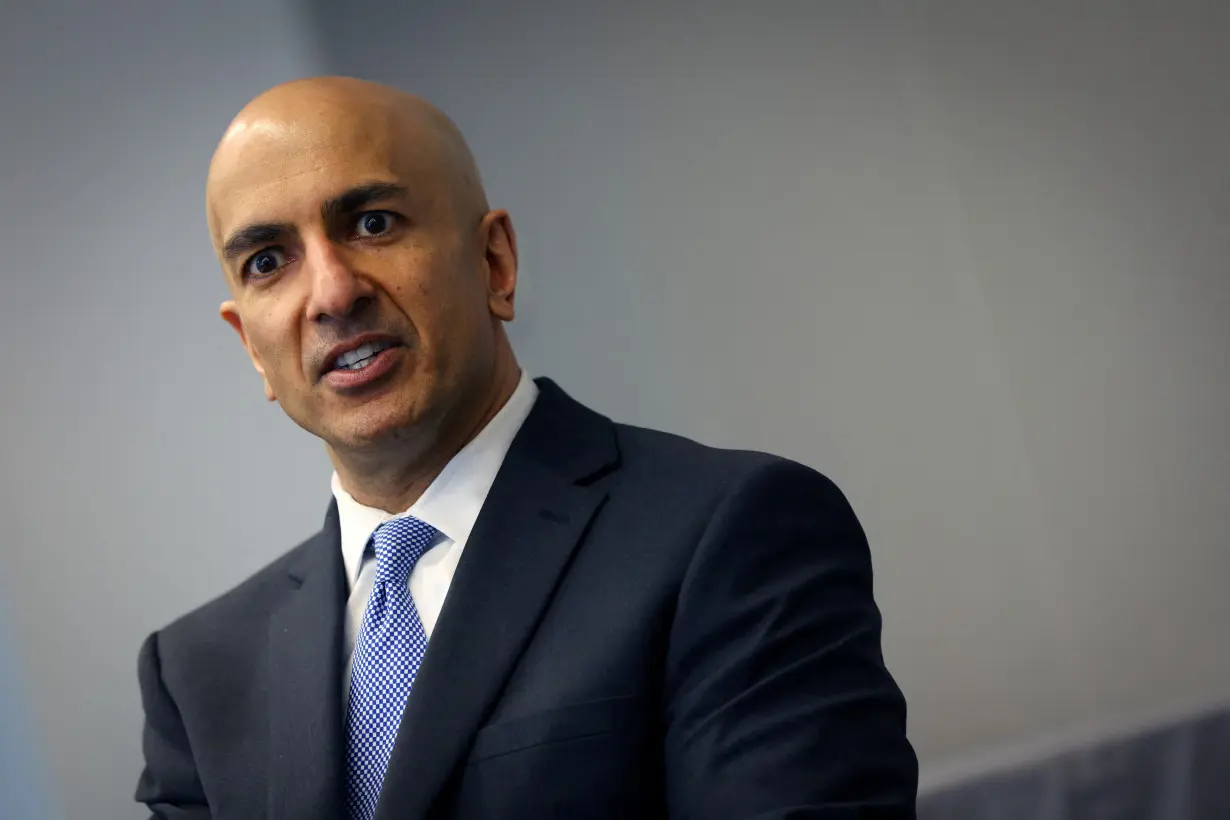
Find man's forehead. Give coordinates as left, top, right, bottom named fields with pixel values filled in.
left=204, top=83, right=482, bottom=250
left=208, top=120, right=405, bottom=237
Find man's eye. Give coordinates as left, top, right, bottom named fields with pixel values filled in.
left=355, top=211, right=396, bottom=237
left=244, top=248, right=287, bottom=278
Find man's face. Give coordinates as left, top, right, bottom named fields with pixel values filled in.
left=210, top=115, right=514, bottom=453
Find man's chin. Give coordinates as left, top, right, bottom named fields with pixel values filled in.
left=322, top=403, right=433, bottom=454
left=327, top=421, right=407, bottom=452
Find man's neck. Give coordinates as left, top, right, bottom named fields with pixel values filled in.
left=330, top=365, right=521, bottom=513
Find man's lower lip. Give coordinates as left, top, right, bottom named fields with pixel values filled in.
left=322, top=346, right=403, bottom=390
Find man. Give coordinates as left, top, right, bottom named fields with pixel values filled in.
left=136, top=76, right=917, bottom=819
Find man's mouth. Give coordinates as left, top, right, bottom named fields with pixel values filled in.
left=330, top=339, right=399, bottom=372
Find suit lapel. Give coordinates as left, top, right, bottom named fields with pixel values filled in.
left=267, top=501, right=347, bottom=820
left=374, top=379, right=619, bottom=820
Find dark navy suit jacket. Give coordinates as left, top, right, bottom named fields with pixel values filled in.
left=136, top=378, right=918, bottom=818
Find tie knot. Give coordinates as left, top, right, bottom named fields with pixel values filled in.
left=368, top=516, right=438, bottom=587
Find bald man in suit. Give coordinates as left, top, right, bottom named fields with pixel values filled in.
left=135, top=77, right=918, bottom=819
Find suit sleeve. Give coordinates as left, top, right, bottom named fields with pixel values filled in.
left=664, top=459, right=918, bottom=819
left=134, top=632, right=212, bottom=819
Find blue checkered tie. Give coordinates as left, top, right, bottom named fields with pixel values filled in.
left=345, top=516, right=438, bottom=820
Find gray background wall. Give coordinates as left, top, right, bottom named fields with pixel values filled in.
left=1, top=2, right=1227, bottom=818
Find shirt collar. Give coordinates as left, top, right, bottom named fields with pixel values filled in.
left=332, top=371, right=539, bottom=588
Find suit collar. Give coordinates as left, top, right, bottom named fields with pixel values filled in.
left=268, top=501, right=347, bottom=820
left=519, top=376, right=620, bottom=485
left=374, top=377, right=619, bottom=820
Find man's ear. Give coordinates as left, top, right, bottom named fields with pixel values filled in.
left=482, top=210, right=517, bottom=322
left=220, top=300, right=277, bottom=402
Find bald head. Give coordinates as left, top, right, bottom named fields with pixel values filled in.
left=207, top=76, right=487, bottom=249
left=209, top=77, right=521, bottom=506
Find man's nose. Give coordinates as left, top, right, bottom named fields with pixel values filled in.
left=303, top=241, right=376, bottom=322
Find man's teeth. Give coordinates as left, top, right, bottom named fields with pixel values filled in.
left=334, top=341, right=394, bottom=371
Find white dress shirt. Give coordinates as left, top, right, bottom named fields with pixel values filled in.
left=333, top=371, right=539, bottom=689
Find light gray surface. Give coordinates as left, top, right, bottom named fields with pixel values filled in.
left=1, top=2, right=1228, bottom=817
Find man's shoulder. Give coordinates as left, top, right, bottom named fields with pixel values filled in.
left=535, top=377, right=831, bottom=495
left=154, top=527, right=327, bottom=651
left=617, top=416, right=811, bottom=469
left=611, top=420, right=830, bottom=499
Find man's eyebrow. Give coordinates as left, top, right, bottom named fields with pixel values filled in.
left=219, top=183, right=407, bottom=263
left=321, top=182, right=410, bottom=224
left=221, top=222, right=294, bottom=262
